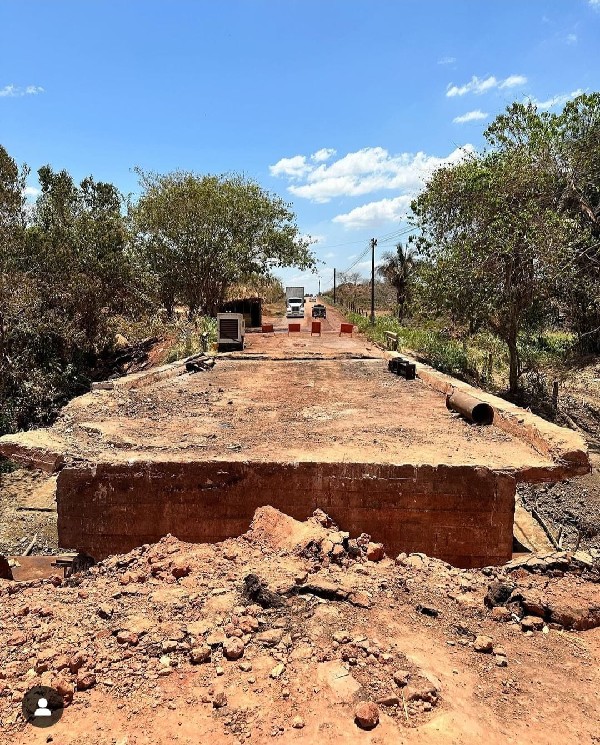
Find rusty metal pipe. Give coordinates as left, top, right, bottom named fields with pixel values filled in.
left=446, top=390, right=494, bottom=426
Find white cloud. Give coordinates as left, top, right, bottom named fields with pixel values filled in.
left=323, top=252, right=336, bottom=259
left=446, top=76, right=497, bottom=97
left=272, top=145, right=474, bottom=204
left=23, top=186, right=40, bottom=198
left=0, top=84, right=44, bottom=98
left=311, top=148, right=336, bottom=163
left=499, top=75, right=527, bottom=89
left=272, top=144, right=474, bottom=231
left=446, top=74, right=527, bottom=97
left=453, top=109, right=488, bottom=124
left=287, top=271, right=319, bottom=285
left=566, top=33, right=577, bottom=44
left=269, top=155, right=311, bottom=179
left=590, top=0, right=600, bottom=8
left=531, top=88, right=584, bottom=110
left=333, top=195, right=414, bottom=229
left=438, top=56, right=456, bottom=65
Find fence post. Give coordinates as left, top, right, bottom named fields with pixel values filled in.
left=552, top=380, right=559, bottom=411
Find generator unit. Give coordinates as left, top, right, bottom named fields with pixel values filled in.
left=217, top=313, right=245, bottom=352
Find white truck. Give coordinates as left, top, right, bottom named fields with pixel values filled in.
left=285, top=286, right=305, bottom=318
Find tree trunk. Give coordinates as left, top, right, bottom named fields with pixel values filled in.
left=507, top=337, right=519, bottom=396
left=164, top=297, right=175, bottom=321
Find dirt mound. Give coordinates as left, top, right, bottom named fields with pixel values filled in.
left=1, top=508, right=599, bottom=744
left=246, top=506, right=332, bottom=554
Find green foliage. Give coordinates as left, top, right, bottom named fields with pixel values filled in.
left=132, top=170, right=315, bottom=317
left=346, top=312, right=475, bottom=379
left=410, top=93, right=600, bottom=393
left=344, top=310, right=574, bottom=394
left=0, top=154, right=149, bottom=434
left=0, top=459, right=18, bottom=475
left=376, top=242, right=418, bottom=321
left=165, top=316, right=217, bottom=362
left=0, top=148, right=310, bottom=436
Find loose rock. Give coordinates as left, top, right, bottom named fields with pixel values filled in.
left=223, top=638, right=244, bottom=660
left=366, top=543, right=385, bottom=562
left=521, top=615, right=544, bottom=632
left=473, top=635, right=494, bottom=652
left=212, top=692, right=227, bottom=708
left=393, top=670, right=410, bottom=687
left=190, top=646, right=211, bottom=664
left=354, top=701, right=379, bottom=729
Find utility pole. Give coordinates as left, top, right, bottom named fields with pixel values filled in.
left=370, top=238, right=377, bottom=325
left=333, top=268, right=336, bottom=304
left=318, top=276, right=321, bottom=296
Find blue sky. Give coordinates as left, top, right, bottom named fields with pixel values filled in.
left=2, top=0, right=599, bottom=294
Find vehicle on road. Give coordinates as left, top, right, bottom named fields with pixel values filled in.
left=312, top=304, right=326, bottom=318
left=286, top=286, right=305, bottom=318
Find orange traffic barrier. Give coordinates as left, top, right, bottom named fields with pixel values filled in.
left=288, top=323, right=301, bottom=334
left=262, top=323, right=274, bottom=333
left=311, top=321, right=321, bottom=336
left=339, top=322, right=354, bottom=336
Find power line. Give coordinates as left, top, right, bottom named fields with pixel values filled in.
left=377, top=226, right=415, bottom=243
left=323, top=225, right=418, bottom=293
left=376, top=226, right=413, bottom=242
left=339, top=244, right=371, bottom=275
left=315, top=237, right=375, bottom=250
left=320, top=227, right=415, bottom=274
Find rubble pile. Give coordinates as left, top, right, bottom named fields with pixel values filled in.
left=0, top=507, right=599, bottom=743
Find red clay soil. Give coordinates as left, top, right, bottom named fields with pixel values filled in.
left=0, top=507, right=599, bottom=745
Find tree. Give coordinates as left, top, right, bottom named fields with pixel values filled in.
left=0, top=155, right=140, bottom=435
left=377, top=242, right=417, bottom=322
left=484, top=96, right=600, bottom=352
left=0, top=146, right=28, bottom=361
left=27, top=166, right=137, bottom=346
left=132, top=170, right=315, bottom=317
left=552, top=94, right=600, bottom=350
left=411, top=94, right=600, bottom=393
left=0, top=146, right=29, bottom=432
left=412, top=147, right=571, bottom=395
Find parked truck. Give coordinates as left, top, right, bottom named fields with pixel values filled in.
left=285, top=286, right=305, bottom=318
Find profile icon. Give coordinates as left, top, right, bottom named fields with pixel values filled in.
left=22, top=686, right=64, bottom=728
left=34, top=697, right=51, bottom=717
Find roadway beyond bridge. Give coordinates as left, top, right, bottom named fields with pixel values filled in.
left=0, top=301, right=589, bottom=567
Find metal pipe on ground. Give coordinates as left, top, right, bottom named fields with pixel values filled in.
left=446, top=390, right=494, bottom=426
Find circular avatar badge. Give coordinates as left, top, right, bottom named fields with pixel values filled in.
left=22, top=686, right=64, bottom=728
